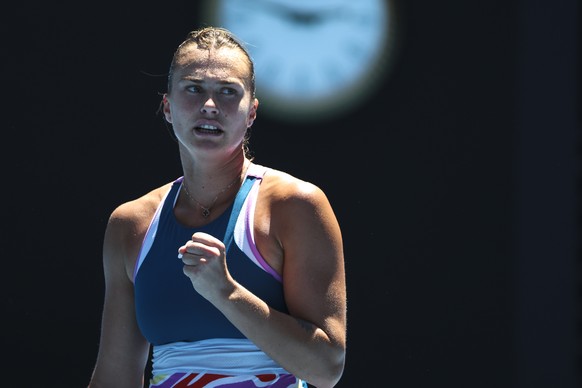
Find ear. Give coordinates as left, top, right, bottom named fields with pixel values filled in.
left=162, top=94, right=172, bottom=123
left=247, top=98, right=259, bottom=128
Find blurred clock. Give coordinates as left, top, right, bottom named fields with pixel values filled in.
left=202, top=0, right=399, bottom=123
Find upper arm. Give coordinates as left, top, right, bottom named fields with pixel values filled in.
left=89, top=205, right=151, bottom=387
left=274, top=180, right=347, bottom=348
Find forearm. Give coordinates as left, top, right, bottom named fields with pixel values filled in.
left=87, top=330, right=149, bottom=388
left=212, top=281, right=345, bottom=388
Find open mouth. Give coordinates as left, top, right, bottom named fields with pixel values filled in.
left=195, top=124, right=223, bottom=135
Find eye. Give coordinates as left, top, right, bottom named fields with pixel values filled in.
left=220, top=87, right=238, bottom=96
left=186, top=84, right=202, bottom=93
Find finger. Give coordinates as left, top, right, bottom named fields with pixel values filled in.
left=186, top=241, right=221, bottom=257
left=177, top=233, right=225, bottom=259
left=180, top=253, right=208, bottom=266
left=191, top=232, right=225, bottom=250
left=178, top=240, right=223, bottom=259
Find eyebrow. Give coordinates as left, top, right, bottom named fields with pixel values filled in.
left=180, top=76, right=241, bottom=86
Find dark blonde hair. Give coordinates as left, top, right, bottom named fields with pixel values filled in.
left=167, top=26, right=256, bottom=97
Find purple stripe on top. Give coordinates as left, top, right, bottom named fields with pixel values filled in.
left=150, top=372, right=186, bottom=387
left=244, top=179, right=282, bottom=283
left=150, top=373, right=300, bottom=387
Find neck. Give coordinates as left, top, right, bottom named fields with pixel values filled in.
left=180, top=158, right=250, bottom=219
left=185, top=156, right=247, bottom=189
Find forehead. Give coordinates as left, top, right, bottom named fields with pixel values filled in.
left=174, top=45, right=250, bottom=82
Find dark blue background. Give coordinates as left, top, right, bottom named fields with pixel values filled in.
left=2, top=1, right=579, bottom=387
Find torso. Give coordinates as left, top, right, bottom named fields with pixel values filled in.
left=121, top=167, right=295, bottom=283
left=129, top=164, right=293, bottom=345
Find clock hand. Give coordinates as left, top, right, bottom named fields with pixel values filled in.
left=251, top=0, right=333, bottom=26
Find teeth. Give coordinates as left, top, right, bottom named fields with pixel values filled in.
left=198, top=124, right=218, bottom=130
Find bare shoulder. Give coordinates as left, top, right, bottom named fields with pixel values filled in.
left=255, top=167, right=341, bottom=262
left=104, top=181, right=176, bottom=278
left=108, top=182, right=174, bottom=230
left=260, top=167, right=328, bottom=206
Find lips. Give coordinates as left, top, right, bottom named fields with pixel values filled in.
left=194, top=124, right=223, bottom=135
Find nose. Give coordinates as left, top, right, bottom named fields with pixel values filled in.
left=200, top=97, right=219, bottom=115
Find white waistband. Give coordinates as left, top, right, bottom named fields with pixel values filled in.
left=152, top=338, right=290, bottom=376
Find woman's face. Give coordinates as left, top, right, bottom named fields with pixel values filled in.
left=163, top=45, right=258, bottom=159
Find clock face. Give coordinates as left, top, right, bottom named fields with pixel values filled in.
left=202, top=0, right=397, bottom=122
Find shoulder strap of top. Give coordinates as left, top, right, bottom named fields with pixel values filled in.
left=223, top=163, right=268, bottom=252
left=133, top=177, right=183, bottom=282
left=223, top=182, right=255, bottom=253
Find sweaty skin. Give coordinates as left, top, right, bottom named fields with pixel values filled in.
left=88, top=28, right=346, bottom=388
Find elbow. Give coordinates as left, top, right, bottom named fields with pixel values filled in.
left=324, top=356, right=347, bottom=388
left=306, top=345, right=346, bottom=388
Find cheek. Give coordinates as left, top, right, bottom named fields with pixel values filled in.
left=175, top=95, right=201, bottom=110
left=233, top=106, right=253, bottom=124
left=169, top=98, right=203, bottom=122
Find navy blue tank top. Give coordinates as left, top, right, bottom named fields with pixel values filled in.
left=134, top=171, right=288, bottom=346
